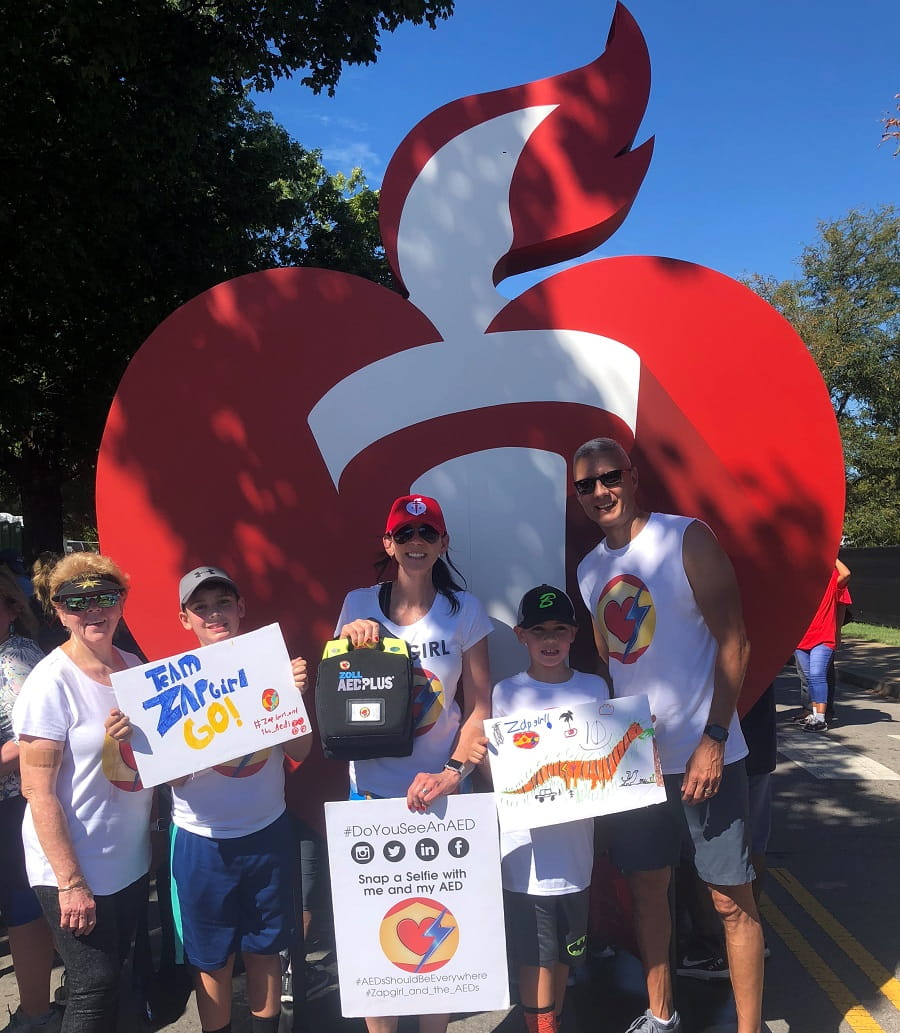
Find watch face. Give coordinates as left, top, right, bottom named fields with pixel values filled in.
left=705, top=724, right=728, bottom=743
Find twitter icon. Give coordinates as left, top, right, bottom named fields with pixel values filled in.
left=383, top=840, right=406, bottom=862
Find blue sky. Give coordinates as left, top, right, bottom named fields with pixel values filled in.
left=257, top=0, right=898, bottom=289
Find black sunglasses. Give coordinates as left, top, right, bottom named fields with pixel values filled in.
left=573, top=469, right=630, bottom=496
left=388, top=524, right=442, bottom=545
left=59, top=591, right=123, bottom=612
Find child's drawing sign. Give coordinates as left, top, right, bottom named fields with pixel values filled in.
left=486, top=695, right=665, bottom=832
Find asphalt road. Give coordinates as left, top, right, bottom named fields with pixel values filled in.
left=2, top=658, right=898, bottom=1033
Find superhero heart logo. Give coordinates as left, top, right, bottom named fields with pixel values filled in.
left=97, top=5, right=843, bottom=817
left=597, top=574, right=656, bottom=663
left=379, top=897, right=459, bottom=973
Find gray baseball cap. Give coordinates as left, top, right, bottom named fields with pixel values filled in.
left=178, top=566, right=240, bottom=607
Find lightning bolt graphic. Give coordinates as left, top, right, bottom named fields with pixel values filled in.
left=623, top=593, right=651, bottom=659
left=416, top=908, right=454, bottom=972
left=413, top=677, right=441, bottom=730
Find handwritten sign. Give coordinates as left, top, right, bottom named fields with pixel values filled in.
left=486, top=695, right=665, bottom=833
left=111, top=624, right=309, bottom=786
left=325, top=794, right=509, bottom=1017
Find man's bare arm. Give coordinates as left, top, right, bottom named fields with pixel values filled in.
left=680, top=520, right=750, bottom=804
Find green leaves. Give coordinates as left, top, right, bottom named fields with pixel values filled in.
left=744, top=206, right=900, bottom=545
left=0, top=0, right=449, bottom=551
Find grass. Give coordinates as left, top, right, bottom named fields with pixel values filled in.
left=844, top=621, right=900, bottom=647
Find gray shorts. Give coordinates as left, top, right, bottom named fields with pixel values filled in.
left=503, top=888, right=590, bottom=968
left=609, top=760, right=755, bottom=887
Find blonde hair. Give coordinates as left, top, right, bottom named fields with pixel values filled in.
left=35, top=553, right=129, bottom=615
left=0, top=566, right=39, bottom=639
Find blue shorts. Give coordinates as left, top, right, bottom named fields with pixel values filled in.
left=609, top=760, right=755, bottom=887
left=0, top=795, right=43, bottom=927
left=171, top=810, right=294, bottom=971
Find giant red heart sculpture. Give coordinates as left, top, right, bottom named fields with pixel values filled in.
left=96, top=5, right=844, bottom=826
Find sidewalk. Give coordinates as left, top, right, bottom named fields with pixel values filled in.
left=837, top=636, right=900, bottom=698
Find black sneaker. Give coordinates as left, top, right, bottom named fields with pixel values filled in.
left=304, top=962, right=333, bottom=999
left=801, top=715, right=828, bottom=732
left=676, top=954, right=730, bottom=980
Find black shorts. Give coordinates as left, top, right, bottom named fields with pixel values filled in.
left=503, top=888, right=589, bottom=968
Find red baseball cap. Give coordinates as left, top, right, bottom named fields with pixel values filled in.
left=384, top=495, right=447, bottom=536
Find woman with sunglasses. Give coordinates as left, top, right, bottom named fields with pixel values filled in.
left=13, top=554, right=152, bottom=1033
left=336, top=495, right=492, bottom=1033
left=336, top=494, right=493, bottom=814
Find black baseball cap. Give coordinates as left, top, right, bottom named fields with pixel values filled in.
left=516, top=584, right=578, bottom=629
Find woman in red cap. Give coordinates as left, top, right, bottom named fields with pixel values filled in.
left=335, top=494, right=492, bottom=1033
left=336, top=494, right=492, bottom=817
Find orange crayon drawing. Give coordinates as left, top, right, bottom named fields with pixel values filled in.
left=505, top=722, right=649, bottom=794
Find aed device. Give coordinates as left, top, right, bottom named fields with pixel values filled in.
left=315, top=632, right=415, bottom=761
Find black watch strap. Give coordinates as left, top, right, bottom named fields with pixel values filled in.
left=703, top=723, right=729, bottom=744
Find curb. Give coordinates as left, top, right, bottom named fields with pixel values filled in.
left=839, top=666, right=900, bottom=700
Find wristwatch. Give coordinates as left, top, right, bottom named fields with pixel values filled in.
left=444, top=759, right=467, bottom=778
left=703, top=723, right=729, bottom=744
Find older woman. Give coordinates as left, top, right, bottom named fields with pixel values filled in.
left=335, top=494, right=492, bottom=1033
left=0, top=566, right=58, bottom=1033
left=13, top=554, right=152, bottom=1033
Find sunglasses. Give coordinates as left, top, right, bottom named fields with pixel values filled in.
left=388, top=524, right=442, bottom=545
left=60, top=592, right=123, bottom=612
left=573, top=469, right=630, bottom=495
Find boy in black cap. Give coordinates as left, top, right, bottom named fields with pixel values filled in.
left=492, top=586, right=609, bottom=1033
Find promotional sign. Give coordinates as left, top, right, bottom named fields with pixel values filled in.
left=486, top=696, right=664, bottom=833
left=325, top=794, right=509, bottom=1017
left=111, top=624, right=309, bottom=787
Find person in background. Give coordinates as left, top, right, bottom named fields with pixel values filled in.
left=794, top=560, right=851, bottom=732
left=0, top=567, right=59, bottom=1033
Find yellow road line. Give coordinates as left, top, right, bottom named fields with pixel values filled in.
left=761, top=894, right=885, bottom=1033
left=770, top=868, right=900, bottom=1011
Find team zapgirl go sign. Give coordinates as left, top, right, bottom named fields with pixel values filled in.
left=111, top=625, right=310, bottom=787
left=97, top=5, right=843, bottom=732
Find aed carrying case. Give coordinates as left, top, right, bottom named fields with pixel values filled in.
left=315, top=631, right=415, bottom=761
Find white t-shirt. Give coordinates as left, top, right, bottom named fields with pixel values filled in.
left=577, top=512, right=747, bottom=774
left=336, top=586, right=493, bottom=800
left=170, top=745, right=286, bottom=838
left=12, top=647, right=153, bottom=895
left=492, top=669, right=608, bottom=896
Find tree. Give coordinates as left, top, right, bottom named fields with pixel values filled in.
left=1, top=0, right=452, bottom=555
left=744, top=206, right=900, bottom=545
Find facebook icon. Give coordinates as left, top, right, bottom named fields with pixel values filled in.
left=448, top=837, right=469, bottom=858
